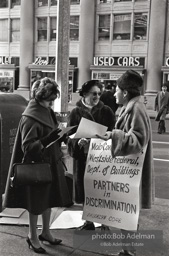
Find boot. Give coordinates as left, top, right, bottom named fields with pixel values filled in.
left=158, top=120, right=165, bottom=134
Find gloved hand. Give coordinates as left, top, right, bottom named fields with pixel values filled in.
left=57, top=133, right=68, bottom=144
left=41, top=128, right=61, bottom=147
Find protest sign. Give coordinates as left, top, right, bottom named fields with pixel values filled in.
left=82, top=139, right=147, bottom=231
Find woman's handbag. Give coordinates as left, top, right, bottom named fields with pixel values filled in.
left=10, top=162, right=52, bottom=187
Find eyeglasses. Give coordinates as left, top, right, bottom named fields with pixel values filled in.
left=89, top=91, right=101, bottom=96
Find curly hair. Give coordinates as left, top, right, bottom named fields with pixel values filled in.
left=31, top=80, right=41, bottom=99
left=35, top=77, right=60, bottom=101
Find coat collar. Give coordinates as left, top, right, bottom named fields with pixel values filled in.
left=116, top=96, right=142, bottom=129
left=22, top=99, right=55, bottom=129
left=76, top=99, right=104, bottom=110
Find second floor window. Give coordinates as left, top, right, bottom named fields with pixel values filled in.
left=0, top=19, right=8, bottom=41
left=50, top=17, right=57, bottom=41
left=113, top=14, right=131, bottom=40
left=70, top=0, right=80, bottom=4
left=98, top=15, right=110, bottom=40
left=38, top=17, right=47, bottom=41
left=11, top=19, right=20, bottom=42
left=70, top=16, right=79, bottom=41
left=100, top=0, right=111, bottom=3
left=11, top=0, right=21, bottom=8
left=0, top=0, right=8, bottom=8
left=51, top=0, right=57, bottom=6
left=134, top=13, right=147, bottom=40
left=38, top=0, right=48, bottom=7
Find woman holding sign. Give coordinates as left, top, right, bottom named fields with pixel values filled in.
left=67, top=80, right=115, bottom=230
left=97, top=70, right=154, bottom=256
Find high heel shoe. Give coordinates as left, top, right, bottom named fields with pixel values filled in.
left=39, top=234, right=62, bottom=245
left=26, top=237, right=46, bottom=254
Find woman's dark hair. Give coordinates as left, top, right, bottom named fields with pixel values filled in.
left=117, top=70, right=143, bottom=99
left=79, top=80, right=102, bottom=97
left=35, top=77, right=60, bottom=101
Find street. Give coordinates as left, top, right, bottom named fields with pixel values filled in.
left=151, top=118, right=169, bottom=199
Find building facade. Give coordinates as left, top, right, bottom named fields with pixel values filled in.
left=0, top=0, right=169, bottom=109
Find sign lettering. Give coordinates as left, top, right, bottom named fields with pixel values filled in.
left=82, top=139, right=147, bottom=231
left=94, top=56, right=141, bottom=67
left=0, top=56, right=12, bottom=65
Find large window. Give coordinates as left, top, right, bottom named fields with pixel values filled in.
left=98, top=15, right=110, bottom=40
left=11, top=19, right=20, bottom=42
left=70, top=16, right=79, bottom=41
left=38, top=0, right=48, bottom=7
left=50, top=17, right=57, bottom=41
left=113, top=14, right=131, bottom=40
left=70, top=0, right=80, bottom=4
left=38, top=17, right=47, bottom=41
left=100, top=0, right=111, bottom=3
left=51, top=0, right=57, bottom=6
left=11, top=0, right=21, bottom=8
left=0, top=0, right=8, bottom=8
left=0, top=19, right=8, bottom=42
left=134, top=13, right=147, bottom=40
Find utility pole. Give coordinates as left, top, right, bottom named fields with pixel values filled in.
left=54, top=0, right=70, bottom=112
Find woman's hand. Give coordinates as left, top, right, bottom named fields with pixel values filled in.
left=96, top=132, right=112, bottom=141
left=78, top=138, right=89, bottom=148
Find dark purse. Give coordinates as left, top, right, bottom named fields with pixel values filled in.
left=10, top=162, right=52, bottom=187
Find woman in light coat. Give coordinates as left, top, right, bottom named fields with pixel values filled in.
left=97, top=70, right=154, bottom=256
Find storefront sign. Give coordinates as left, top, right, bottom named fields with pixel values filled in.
left=0, top=57, right=12, bottom=65
left=0, top=70, right=14, bottom=77
left=32, top=57, right=78, bottom=67
left=33, top=57, right=48, bottom=66
left=82, top=138, right=147, bottom=231
left=94, top=56, right=141, bottom=67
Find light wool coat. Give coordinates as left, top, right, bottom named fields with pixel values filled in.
left=110, top=96, right=154, bottom=209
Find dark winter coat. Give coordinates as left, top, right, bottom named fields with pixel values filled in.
left=154, top=91, right=169, bottom=121
left=109, top=96, right=154, bottom=209
left=3, top=99, right=71, bottom=215
left=67, top=99, right=116, bottom=204
left=100, top=90, right=119, bottom=113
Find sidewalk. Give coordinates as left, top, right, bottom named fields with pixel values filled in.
left=0, top=200, right=168, bottom=256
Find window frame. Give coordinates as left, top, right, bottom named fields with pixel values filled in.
left=10, top=18, right=20, bottom=42
left=50, top=16, right=57, bottom=41
left=98, top=14, right=111, bottom=41
left=37, top=17, right=48, bottom=42
left=113, top=13, right=132, bottom=40
left=133, top=12, right=148, bottom=40
left=70, top=0, right=80, bottom=5
left=0, top=19, right=8, bottom=42
left=11, top=0, right=21, bottom=8
left=70, top=15, right=80, bottom=41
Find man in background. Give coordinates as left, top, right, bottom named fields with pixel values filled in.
left=155, top=83, right=169, bottom=134
left=100, top=83, right=119, bottom=114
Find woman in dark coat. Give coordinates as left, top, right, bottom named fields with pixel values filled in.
left=67, top=80, right=116, bottom=230
left=3, top=78, right=71, bottom=254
